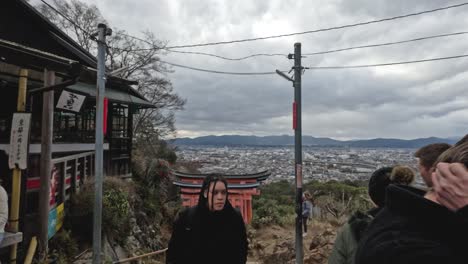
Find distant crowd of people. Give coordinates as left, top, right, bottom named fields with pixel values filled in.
left=166, top=134, right=468, bottom=264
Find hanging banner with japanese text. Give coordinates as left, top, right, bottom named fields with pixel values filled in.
left=56, top=90, right=86, bottom=113
left=8, top=113, right=31, bottom=169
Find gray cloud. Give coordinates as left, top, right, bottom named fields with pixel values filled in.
left=76, top=0, right=467, bottom=139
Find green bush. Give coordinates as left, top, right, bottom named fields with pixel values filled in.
left=305, top=180, right=372, bottom=215
left=252, top=197, right=295, bottom=228
left=48, top=229, right=79, bottom=263
left=140, top=187, right=162, bottom=219
left=70, top=178, right=132, bottom=244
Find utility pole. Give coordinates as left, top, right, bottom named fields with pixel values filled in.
left=93, top=23, right=111, bottom=264
left=293, top=42, right=303, bottom=264
left=38, top=70, right=55, bottom=260
left=276, top=42, right=304, bottom=264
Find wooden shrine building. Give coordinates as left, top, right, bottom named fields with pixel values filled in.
left=0, top=0, right=155, bottom=257
left=173, top=171, right=271, bottom=223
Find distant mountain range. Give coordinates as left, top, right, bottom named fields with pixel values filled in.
left=173, top=135, right=460, bottom=148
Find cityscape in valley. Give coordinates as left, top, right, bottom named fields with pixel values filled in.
left=175, top=145, right=423, bottom=185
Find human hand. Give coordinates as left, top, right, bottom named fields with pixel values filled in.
left=432, top=162, right=468, bottom=211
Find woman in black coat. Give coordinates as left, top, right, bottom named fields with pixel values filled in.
left=166, top=174, right=248, bottom=264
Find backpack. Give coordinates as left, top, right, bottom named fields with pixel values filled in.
left=348, top=210, right=374, bottom=241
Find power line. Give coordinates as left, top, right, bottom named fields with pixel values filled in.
left=109, top=33, right=287, bottom=60
left=159, top=60, right=280, bottom=75
left=119, top=31, right=468, bottom=61
left=39, top=0, right=468, bottom=72
left=164, top=2, right=468, bottom=49
left=39, top=0, right=96, bottom=40
left=303, top=31, right=468, bottom=56
left=40, top=0, right=468, bottom=63
left=168, top=50, right=286, bottom=60
left=304, top=54, right=468, bottom=69
left=119, top=48, right=287, bottom=61
left=160, top=54, right=468, bottom=75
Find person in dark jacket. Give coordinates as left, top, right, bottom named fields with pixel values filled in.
left=166, top=174, right=248, bottom=264
left=302, top=191, right=313, bottom=236
left=355, top=141, right=468, bottom=264
left=328, top=165, right=415, bottom=264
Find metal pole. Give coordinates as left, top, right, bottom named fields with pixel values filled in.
left=293, top=42, right=303, bottom=264
left=38, top=70, right=55, bottom=260
left=93, top=23, right=110, bottom=264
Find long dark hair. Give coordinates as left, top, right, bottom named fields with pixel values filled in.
left=198, top=174, right=229, bottom=210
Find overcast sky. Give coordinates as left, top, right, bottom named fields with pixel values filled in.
left=60, top=0, right=468, bottom=139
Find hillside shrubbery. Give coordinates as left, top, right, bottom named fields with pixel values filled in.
left=48, top=229, right=79, bottom=263
left=70, top=178, right=132, bottom=244
left=305, top=180, right=372, bottom=225
left=252, top=197, right=295, bottom=228
left=252, top=179, right=373, bottom=228
left=252, top=180, right=295, bottom=227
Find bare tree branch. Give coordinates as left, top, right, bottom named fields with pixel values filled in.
left=37, top=0, right=186, bottom=142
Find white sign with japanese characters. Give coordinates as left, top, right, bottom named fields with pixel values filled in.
left=56, top=90, right=86, bottom=112
left=8, top=113, right=31, bottom=169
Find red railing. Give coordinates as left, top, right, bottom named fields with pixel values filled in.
left=26, top=151, right=95, bottom=207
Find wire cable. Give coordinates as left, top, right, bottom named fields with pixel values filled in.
left=166, top=50, right=287, bottom=60
left=118, top=31, right=468, bottom=61
left=159, top=60, right=280, bottom=75
left=40, top=0, right=468, bottom=62
left=39, top=0, right=96, bottom=40
left=112, top=48, right=287, bottom=60
left=39, top=0, right=468, bottom=73
left=160, top=54, right=468, bottom=75
left=305, top=54, right=468, bottom=69
left=303, top=31, right=468, bottom=56
left=164, top=2, right=468, bottom=49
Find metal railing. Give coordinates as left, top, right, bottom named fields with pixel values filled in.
left=50, top=151, right=95, bottom=206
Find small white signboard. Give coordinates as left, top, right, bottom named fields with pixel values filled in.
left=8, top=113, right=31, bottom=169
left=56, top=90, right=86, bottom=112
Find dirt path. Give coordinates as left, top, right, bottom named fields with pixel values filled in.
left=248, top=220, right=338, bottom=264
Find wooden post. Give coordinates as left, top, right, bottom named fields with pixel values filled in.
left=73, top=158, right=78, bottom=193
left=127, top=105, right=134, bottom=175
left=79, top=157, right=84, bottom=181
left=38, top=70, right=55, bottom=259
left=61, top=162, right=66, bottom=202
left=9, top=69, right=28, bottom=264
left=24, top=236, right=38, bottom=264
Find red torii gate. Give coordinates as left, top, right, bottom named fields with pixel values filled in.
left=172, top=170, right=271, bottom=224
